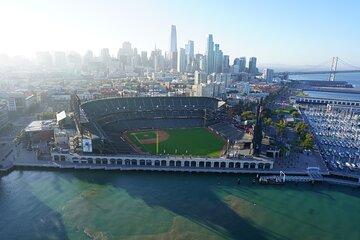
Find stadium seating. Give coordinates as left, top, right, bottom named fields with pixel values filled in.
left=80, top=97, right=222, bottom=154
left=209, top=122, right=245, bottom=142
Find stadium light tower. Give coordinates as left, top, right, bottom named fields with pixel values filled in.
left=156, top=131, right=159, bottom=155
left=252, top=98, right=263, bottom=157
left=203, top=109, right=207, bottom=127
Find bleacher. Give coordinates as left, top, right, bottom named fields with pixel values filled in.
left=81, top=96, right=219, bottom=120
left=209, top=123, right=245, bottom=142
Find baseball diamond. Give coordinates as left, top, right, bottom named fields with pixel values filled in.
left=126, top=128, right=226, bottom=156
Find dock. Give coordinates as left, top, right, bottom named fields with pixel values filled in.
left=259, top=168, right=360, bottom=187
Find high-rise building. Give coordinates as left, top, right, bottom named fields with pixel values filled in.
left=36, top=51, right=53, bottom=69
left=205, top=34, right=214, bottom=74
left=185, top=40, right=194, bottom=60
left=248, top=57, right=257, bottom=75
left=194, top=71, right=207, bottom=84
left=53, top=51, right=67, bottom=69
left=193, top=53, right=202, bottom=71
left=169, top=25, right=178, bottom=71
left=200, top=55, right=206, bottom=72
left=67, top=51, right=82, bottom=73
left=100, top=48, right=111, bottom=65
left=141, top=51, right=148, bottom=67
left=83, top=50, right=93, bottom=70
left=122, top=42, right=132, bottom=55
left=150, top=47, right=164, bottom=72
left=223, top=55, right=230, bottom=73
left=185, top=40, right=194, bottom=72
left=239, top=57, right=246, bottom=72
left=178, top=48, right=186, bottom=72
left=263, top=68, right=274, bottom=83
left=214, top=44, right=223, bottom=73
left=232, top=58, right=241, bottom=74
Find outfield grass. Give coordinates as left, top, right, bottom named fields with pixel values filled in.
left=127, top=128, right=225, bottom=157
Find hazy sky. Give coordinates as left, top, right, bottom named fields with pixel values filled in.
left=1, top=0, right=360, bottom=66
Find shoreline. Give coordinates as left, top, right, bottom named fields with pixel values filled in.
left=2, top=161, right=360, bottom=188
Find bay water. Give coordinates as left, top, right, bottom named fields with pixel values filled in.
left=1, top=170, right=359, bottom=240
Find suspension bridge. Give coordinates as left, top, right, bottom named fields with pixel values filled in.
left=275, top=57, right=360, bottom=81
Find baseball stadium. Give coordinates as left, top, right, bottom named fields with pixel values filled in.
left=53, top=95, right=274, bottom=170
left=79, top=96, right=229, bottom=156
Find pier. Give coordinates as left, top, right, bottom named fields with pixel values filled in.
left=303, top=87, right=360, bottom=94
left=292, top=96, right=360, bottom=107
left=259, top=169, right=360, bottom=187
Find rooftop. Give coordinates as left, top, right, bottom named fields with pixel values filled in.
left=25, top=120, right=57, bottom=132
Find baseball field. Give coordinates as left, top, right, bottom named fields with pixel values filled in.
left=126, top=128, right=225, bottom=157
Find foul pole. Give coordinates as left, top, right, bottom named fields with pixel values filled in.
left=204, top=108, right=207, bottom=127
left=156, top=130, right=159, bottom=155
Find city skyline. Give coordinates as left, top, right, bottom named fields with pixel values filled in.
left=1, top=0, right=360, bottom=66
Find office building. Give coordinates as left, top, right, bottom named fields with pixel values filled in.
left=185, top=40, right=194, bottom=72
left=194, top=71, right=208, bottom=84
left=239, top=57, right=246, bottom=72
left=248, top=57, right=257, bottom=75
left=205, top=34, right=214, bottom=73
left=169, top=25, right=178, bottom=71
left=178, top=48, right=186, bottom=72
left=263, top=68, right=274, bottom=83
left=223, top=55, right=230, bottom=73
left=53, top=51, right=67, bottom=69
left=214, top=44, right=223, bottom=73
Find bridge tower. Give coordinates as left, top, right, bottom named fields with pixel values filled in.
left=328, top=57, right=338, bottom=81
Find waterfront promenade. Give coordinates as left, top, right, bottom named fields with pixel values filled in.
left=1, top=144, right=360, bottom=188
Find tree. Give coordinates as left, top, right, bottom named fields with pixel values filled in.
left=241, top=111, right=255, bottom=121
left=295, top=122, right=308, bottom=141
left=237, top=101, right=257, bottom=114
left=263, top=118, right=273, bottom=129
left=275, top=118, right=287, bottom=137
left=261, top=108, right=272, bottom=119
left=291, top=111, right=300, bottom=118
left=300, top=133, right=314, bottom=150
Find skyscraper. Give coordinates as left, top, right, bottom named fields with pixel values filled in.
left=248, top=57, right=257, bottom=75
left=223, top=55, right=230, bottom=73
left=214, top=44, right=223, bottom=73
left=141, top=51, right=148, bottom=67
left=263, top=68, right=274, bottom=83
left=178, top=48, right=186, bottom=72
left=185, top=40, right=194, bottom=59
left=53, top=51, right=67, bottom=69
left=100, top=48, right=111, bottom=66
left=185, top=40, right=194, bottom=72
left=205, top=34, right=214, bottom=74
left=169, top=25, right=178, bottom=71
left=239, top=57, right=246, bottom=72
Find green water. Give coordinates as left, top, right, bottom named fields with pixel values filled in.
left=0, top=170, right=359, bottom=240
